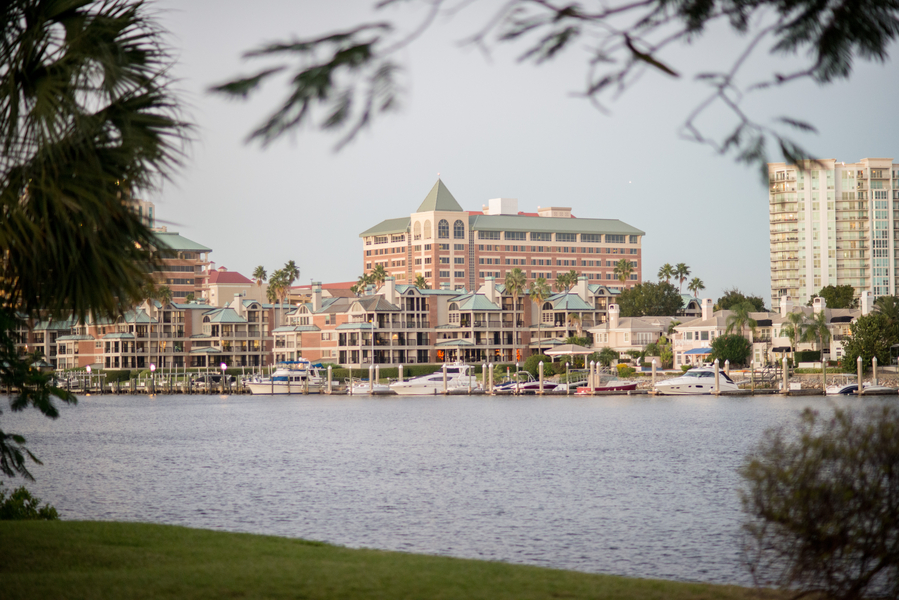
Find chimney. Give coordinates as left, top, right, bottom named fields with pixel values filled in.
left=383, top=277, right=396, bottom=305
left=575, top=275, right=588, bottom=302
left=780, top=295, right=793, bottom=318
left=609, top=304, right=620, bottom=329
left=813, top=296, right=826, bottom=314
left=860, top=290, right=873, bottom=315
left=484, top=276, right=496, bottom=304
left=312, top=281, right=322, bottom=312
left=701, top=298, right=713, bottom=321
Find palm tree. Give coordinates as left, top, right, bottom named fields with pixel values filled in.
left=504, top=268, right=527, bottom=361
left=658, top=263, right=675, bottom=283
left=802, top=311, right=832, bottom=361
left=413, top=274, right=430, bottom=290
left=781, top=311, right=807, bottom=364
left=875, top=296, right=899, bottom=333
left=687, top=277, right=705, bottom=297
left=267, top=269, right=288, bottom=325
left=725, top=301, right=758, bottom=340
left=283, top=260, right=300, bottom=301
left=253, top=265, right=267, bottom=295
left=0, top=1, right=188, bottom=480
left=370, top=264, right=388, bottom=287
left=351, top=273, right=374, bottom=295
left=529, top=277, right=551, bottom=332
left=674, top=263, right=691, bottom=293
left=614, top=259, right=634, bottom=285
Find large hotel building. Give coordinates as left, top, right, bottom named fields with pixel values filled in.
left=360, top=179, right=644, bottom=290
left=769, top=158, right=899, bottom=307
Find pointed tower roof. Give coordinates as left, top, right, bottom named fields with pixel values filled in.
left=416, top=179, right=463, bottom=212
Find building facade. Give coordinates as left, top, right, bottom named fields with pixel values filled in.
left=361, top=179, right=644, bottom=291
left=769, top=157, right=899, bottom=306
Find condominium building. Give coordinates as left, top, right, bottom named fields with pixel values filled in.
left=361, top=179, right=644, bottom=291
left=769, top=157, right=899, bottom=306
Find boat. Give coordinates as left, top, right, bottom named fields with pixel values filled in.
left=389, top=363, right=479, bottom=395
left=575, top=379, right=638, bottom=394
left=860, top=381, right=898, bottom=395
left=493, top=372, right=562, bottom=393
left=653, top=367, right=739, bottom=395
left=247, top=360, right=324, bottom=395
left=347, top=378, right=394, bottom=395
left=826, top=378, right=858, bottom=395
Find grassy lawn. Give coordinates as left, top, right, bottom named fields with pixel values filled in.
left=0, top=521, right=779, bottom=600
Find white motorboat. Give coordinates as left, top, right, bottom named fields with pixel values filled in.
left=826, top=378, right=858, bottom=395
left=389, top=363, right=479, bottom=395
left=347, top=379, right=394, bottom=395
left=247, top=360, right=324, bottom=395
left=654, top=367, right=740, bottom=395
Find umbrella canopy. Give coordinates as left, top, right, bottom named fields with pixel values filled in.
left=545, top=344, right=594, bottom=357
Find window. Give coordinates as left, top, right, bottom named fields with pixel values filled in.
left=454, top=257, right=464, bottom=264
left=531, top=232, right=552, bottom=241
left=424, top=244, right=431, bottom=250
left=505, top=231, right=526, bottom=241
left=454, top=271, right=465, bottom=278
left=439, top=257, right=449, bottom=264
left=581, top=234, right=600, bottom=243
left=607, top=235, right=625, bottom=244
left=438, top=243, right=449, bottom=250
left=453, top=220, right=465, bottom=239
left=556, top=233, right=576, bottom=243
left=629, top=235, right=639, bottom=244
left=630, top=249, right=638, bottom=254
left=478, top=230, right=500, bottom=240
left=413, top=222, right=421, bottom=240
left=424, top=220, right=432, bottom=239
left=321, top=333, right=332, bottom=341
left=438, top=219, right=449, bottom=238
left=439, top=270, right=450, bottom=278
left=454, top=244, right=465, bottom=251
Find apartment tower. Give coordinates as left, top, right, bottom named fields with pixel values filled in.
left=769, top=158, right=899, bottom=306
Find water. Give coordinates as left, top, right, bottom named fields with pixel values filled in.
left=4, top=393, right=866, bottom=585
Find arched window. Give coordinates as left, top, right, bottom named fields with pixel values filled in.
left=449, top=303, right=458, bottom=311
left=453, top=220, right=465, bottom=239
left=438, top=219, right=449, bottom=239
left=424, top=220, right=432, bottom=239
left=413, top=221, right=422, bottom=240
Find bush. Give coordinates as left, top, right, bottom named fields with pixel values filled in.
left=616, top=364, right=636, bottom=378
left=739, top=405, right=899, bottom=599
left=0, top=484, right=59, bottom=520
left=523, top=354, right=553, bottom=378
left=793, top=350, right=821, bottom=363
left=708, top=334, right=752, bottom=366
left=681, top=365, right=692, bottom=373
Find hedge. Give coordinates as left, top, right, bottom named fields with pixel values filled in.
left=794, top=350, right=822, bottom=362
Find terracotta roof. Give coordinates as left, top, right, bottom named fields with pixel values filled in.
left=208, top=270, right=253, bottom=285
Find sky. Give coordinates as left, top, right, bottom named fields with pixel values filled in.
left=149, top=0, right=899, bottom=305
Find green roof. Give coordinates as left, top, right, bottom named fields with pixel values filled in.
left=103, top=332, right=135, bottom=339
left=57, top=335, right=94, bottom=342
left=436, top=338, right=475, bottom=347
left=416, top=179, right=463, bottom=213
left=272, top=325, right=321, bottom=333
left=335, top=323, right=375, bottom=330
left=469, top=214, right=644, bottom=236
left=153, top=231, right=211, bottom=252
left=452, top=294, right=501, bottom=311
left=549, top=293, right=593, bottom=311
left=359, top=217, right=411, bottom=238
left=204, top=308, right=247, bottom=324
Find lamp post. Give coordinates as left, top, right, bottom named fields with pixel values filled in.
left=221, top=362, right=227, bottom=394
left=150, top=362, right=156, bottom=394
left=86, top=364, right=92, bottom=393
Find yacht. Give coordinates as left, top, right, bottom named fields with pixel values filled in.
left=654, top=367, right=740, bottom=395
left=390, top=363, right=479, bottom=395
left=347, top=378, right=394, bottom=395
left=493, top=372, right=563, bottom=393
left=247, top=360, right=324, bottom=395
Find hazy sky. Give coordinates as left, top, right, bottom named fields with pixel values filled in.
left=150, top=0, right=899, bottom=304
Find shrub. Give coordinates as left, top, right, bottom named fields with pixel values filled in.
left=739, top=406, right=899, bottom=599
left=523, top=354, right=554, bottom=378
left=0, top=484, right=59, bottom=520
left=616, top=364, right=636, bottom=378
left=681, top=365, right=692, bottom=373
left=793, top=350, right=821, bottom=363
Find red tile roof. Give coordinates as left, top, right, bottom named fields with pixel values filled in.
left=207, top=270, right=253, bottom=285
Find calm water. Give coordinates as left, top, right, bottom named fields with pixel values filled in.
left=5, top=393, right=866, bottom=585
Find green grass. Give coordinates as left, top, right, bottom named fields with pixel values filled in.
left=0, top=521, right=781, bottom=600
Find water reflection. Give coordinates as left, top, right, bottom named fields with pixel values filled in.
left=7, top=393, right=863, bottom=584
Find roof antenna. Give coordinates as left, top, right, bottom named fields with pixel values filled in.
left=437, top=172, right=441, bottom=179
